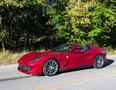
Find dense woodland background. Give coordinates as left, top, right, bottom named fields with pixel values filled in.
left=0, top=0, right=116, bottom=51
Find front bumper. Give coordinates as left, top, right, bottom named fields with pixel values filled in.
left=18, top=64, right=31, bottom=72
left=17, top=62, right=43, bottom=75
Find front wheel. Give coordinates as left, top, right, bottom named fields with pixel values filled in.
left=43, top=59, right=59, bottom=76
left=94, top=55, right=104, bottom=69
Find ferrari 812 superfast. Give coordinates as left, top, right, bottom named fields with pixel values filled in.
left=17, top=43, right=106, bottom=76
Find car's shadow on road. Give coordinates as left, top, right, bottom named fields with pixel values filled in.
left=57, top=59, right=115, bottom=75
left=0, top=75, right=32, bottom=82
left=103, top=59, right=115, bottom=68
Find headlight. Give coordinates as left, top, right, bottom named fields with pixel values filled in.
left=29, top=56, right=42, bottom=64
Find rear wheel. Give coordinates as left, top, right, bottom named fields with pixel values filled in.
left=94, top=55, right=104, bottom=69
left=43, top=59, right=59, bottom=76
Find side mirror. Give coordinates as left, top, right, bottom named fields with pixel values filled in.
left=80, top=49, right=85, bottom=52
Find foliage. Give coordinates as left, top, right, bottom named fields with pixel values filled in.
left=89, top=0, right=116, bottom=46
left=0, top=0, right=61, bottom=50
left=48, top=0, right=116, bottom=46
left=0, top=0, right=116, bottom=51
left=47, top=0, right=96, bottom=44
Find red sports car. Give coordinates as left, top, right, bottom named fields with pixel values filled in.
left=17, top=43, right=106, bottom=76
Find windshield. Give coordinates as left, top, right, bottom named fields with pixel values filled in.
left=52, top=43, right=72, bottom=52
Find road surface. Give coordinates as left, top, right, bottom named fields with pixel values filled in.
left=0, top=55, right=116, bottom=90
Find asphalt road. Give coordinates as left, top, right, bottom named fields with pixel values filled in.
left=0, top=55, right=116, bottom=90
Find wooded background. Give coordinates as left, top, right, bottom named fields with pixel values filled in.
left=0, top=0, right=116, bottom=51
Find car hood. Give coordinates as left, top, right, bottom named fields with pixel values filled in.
left=18, top=51, right=65, bottom=65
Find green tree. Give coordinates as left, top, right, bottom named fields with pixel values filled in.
left=48, top=0, right=116, bottom=46
left=48, top=0, right=97, bottom=44
left=0, top=0, right=56, bottom=50
left=89, top=0, right=116, bottom=46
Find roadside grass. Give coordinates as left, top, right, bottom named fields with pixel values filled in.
left=106, top=46, right=116, bottom=55
left=107, top=49, right=116, bottom=55
left=0, top=48, right=115, bottom=66
left=0, top=49, right=27, bottom=66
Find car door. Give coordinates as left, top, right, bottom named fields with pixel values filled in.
left=70, top=47, right=85, bottom=68
left=80, top=45, right=93, bottom=66
left=64, top=46, right=84, bottom=69
left=68, top=45, right=92, bottom=68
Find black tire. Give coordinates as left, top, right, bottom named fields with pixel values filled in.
left=43, top=59, right=59, bottom=76
left=94, top=55, right=104, bottom=69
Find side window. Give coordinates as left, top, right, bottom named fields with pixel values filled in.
left=81, top=45, right=91, bottom=51
left=86, top=45, right=91, bottom=50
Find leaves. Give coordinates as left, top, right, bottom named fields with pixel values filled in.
left=49, top=0, right=116, bottom=46
left=0, top=0, right=116, bottom=50
left=0, top=0, right=54, bottom=50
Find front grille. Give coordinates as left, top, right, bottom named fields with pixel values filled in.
left=19, top=64, right=31, bottom=72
